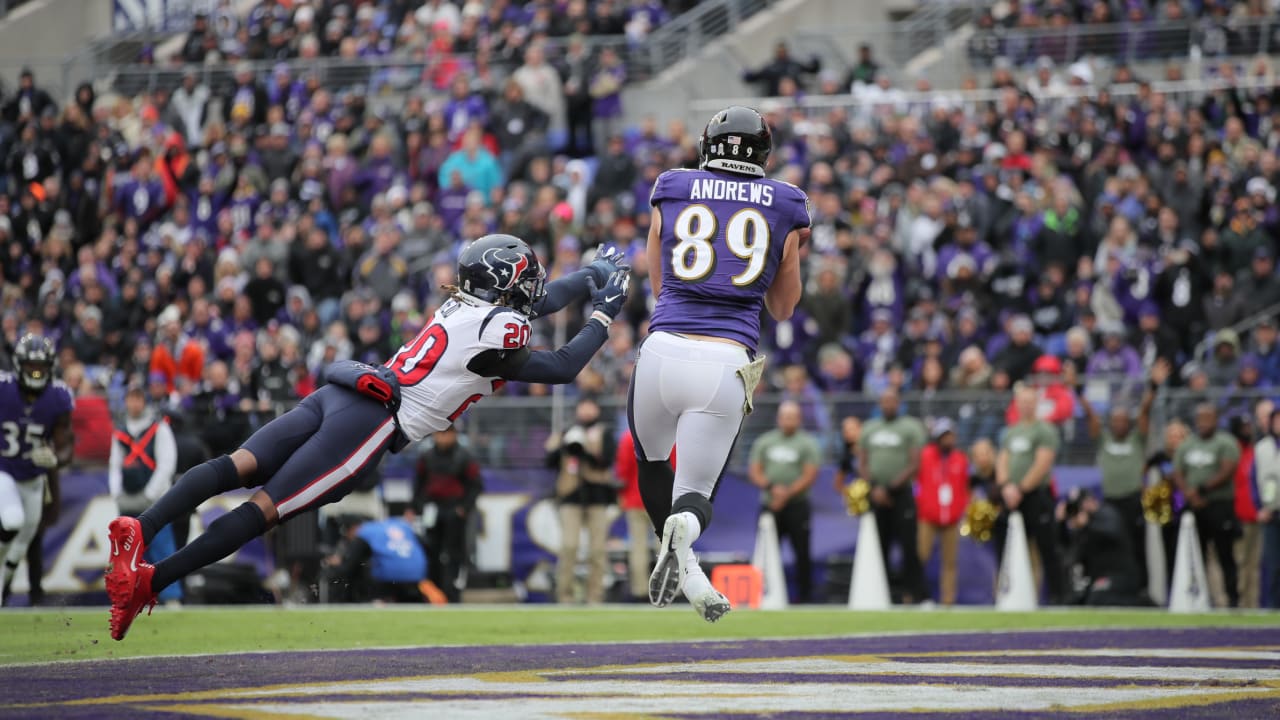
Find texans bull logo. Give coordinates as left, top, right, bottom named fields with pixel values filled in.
left=482, top=248, right=530, bottom=290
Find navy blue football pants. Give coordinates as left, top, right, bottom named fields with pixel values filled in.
left=243, top=386, right=397, bottom=520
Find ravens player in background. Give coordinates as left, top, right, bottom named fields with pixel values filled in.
left=0, top=335, right=75, bottom=606
left=631, top=106, right=810, bottom=622
left=106, top=235, right=630, bottom=639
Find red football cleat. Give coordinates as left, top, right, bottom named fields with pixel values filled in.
left=106, top=517, right=155, bottom=641
left=108, top=563, right=156, bottom=641
left=105, top=518, right=145, bottom=599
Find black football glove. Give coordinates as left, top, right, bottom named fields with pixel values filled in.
left=589, top=269, right=631, bottom=322
left=586, top=244, right=629, bottom=286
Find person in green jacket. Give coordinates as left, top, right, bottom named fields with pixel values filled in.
left=1074, top=359, right=1165, bottom=588
left=859, top=388, right=927, bottom=603
left=748, top=401, right=821, bottom=603
left=1173, top=402, right=1241, bottom=607
left=996, top=385, right=1066, bottom=604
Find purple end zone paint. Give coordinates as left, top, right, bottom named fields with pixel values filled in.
left=2, top=627, right=1277, bottom=719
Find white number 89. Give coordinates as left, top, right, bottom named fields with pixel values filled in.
left=670, top=205, right=771, bottom=286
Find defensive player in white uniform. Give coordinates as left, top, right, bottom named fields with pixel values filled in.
left=105, top=234, right=630, bottom=639
left=631, top=106, right=810, bottom=622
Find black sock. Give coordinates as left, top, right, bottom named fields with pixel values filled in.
left=139, top=455, right=242, bottom=544
left=151, top=502, right=266, bottom=594
left=638, top=460, right=675, bottom=538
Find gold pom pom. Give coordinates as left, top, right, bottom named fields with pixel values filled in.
left=961, top=499, right=999, bottom=542
left=1142, top=481, right=1174, bottom=525
left=844, top=479, right=871, bottom=516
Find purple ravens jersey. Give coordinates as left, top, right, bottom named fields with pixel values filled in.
left=0, top=373, right=74, bottom=482
left=648, top=169, right=811, bottom=351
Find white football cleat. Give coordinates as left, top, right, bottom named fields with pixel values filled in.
left=682, top=561, right=731, bottom=623
left=649, top=511, right=700, bottom=608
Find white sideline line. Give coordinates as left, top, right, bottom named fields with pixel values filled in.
left=1, top=605, right=1271, bottom=669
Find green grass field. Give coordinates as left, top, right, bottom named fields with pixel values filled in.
left=1, top=606, right=1275, bottom=666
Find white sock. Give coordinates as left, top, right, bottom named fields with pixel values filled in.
left=683, top=547, right=701, bottom=575
left=682, top=564, right=713, bottom=595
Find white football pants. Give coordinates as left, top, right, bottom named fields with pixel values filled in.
left=629, top=331, right=748, bottom=503
left=0, top=471, right=45, bottom=580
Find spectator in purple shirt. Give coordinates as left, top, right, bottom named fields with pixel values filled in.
left=354, top=134, right=400, bottom=209
left=1250, top=318, right=1280, bottom=386
left=442, top=76, right=488, bottom=143
left=1087, top=322, right=1144, bottom=377
left=589, top=47, right=626, bottom=152
left=324, top=133, right=359, bottom=211
left=434, top=173, right=470, bottom=237
left=113, top=152, right=167, bottom=232
left=184, top=297, right=232, bottom=360
left=627, top=115, right=675, bottom=166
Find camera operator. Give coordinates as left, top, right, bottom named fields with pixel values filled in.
left=546, top=397, right=616, bottom=604
left=1059, top=487, right=1150, bottom=606
left=414, top=424, right=483, bottom=603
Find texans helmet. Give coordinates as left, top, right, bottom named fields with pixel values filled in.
left=456, top=234, right=546, bottom=316
left=698, top=105, right=772, bottom=178
left=13, top=333, right=56, bottom=394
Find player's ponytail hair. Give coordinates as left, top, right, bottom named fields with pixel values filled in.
left=441, top=283, right=491, bottom=307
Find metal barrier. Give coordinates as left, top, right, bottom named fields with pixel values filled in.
left=164, top=377, right=1273, bottom=479
left=963, top=16, right=1280, bottom=68
left=688, top=73, right=1279, bottom=130
left=78, top=36, right=640, bottom=102
left=51, top=0, right=776, bottom=103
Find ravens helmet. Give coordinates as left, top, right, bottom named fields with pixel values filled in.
left=456, top=234, right=546, bottom=316
left=13, top=333, right=55, bottom=394
left=698, top=105, right=772, bottom=178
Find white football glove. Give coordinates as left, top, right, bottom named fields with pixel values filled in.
left=30, top=445, right=58, bottom=469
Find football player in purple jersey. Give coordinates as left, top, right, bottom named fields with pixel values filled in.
left=630, top=106, right=811, bottom=621
left=0, top=335, right=75, bottom=606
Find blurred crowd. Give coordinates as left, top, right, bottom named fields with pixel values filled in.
left=174, top=0, right=678, bottom=66
left=738, top=43, right=1280, bottom=422
left=0, top=0, right=1276, bottom=465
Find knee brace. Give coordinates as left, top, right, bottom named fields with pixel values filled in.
left=672, top=492, right=714, bottom=534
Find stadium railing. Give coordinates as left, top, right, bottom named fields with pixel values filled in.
left=60, top=0, right=779, bottom=101
left=157, top=374, right=1272, bottom=477
left=1191, top=300, right=1280, bottom=369
left=160, top=373, right=1163, bottom=473
left=798, top=15, right=1280, bottom=75
left=960, top=15, right=1280, bottom=68
left=686, top=72, right=1277, bottom=130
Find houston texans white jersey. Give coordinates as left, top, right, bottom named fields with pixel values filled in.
left=384, top=297, right=530, bottom=442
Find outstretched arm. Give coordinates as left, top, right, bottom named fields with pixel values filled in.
left=530, top=269, right=594, bottom=318
left=469, top=270, right=631, bottom=385
left=531, top=246, right=628, bottom=318
left=477, top=320, right=611, bottom=385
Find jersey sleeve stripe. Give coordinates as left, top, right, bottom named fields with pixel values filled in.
left=478, top=306, right=515, bottom=340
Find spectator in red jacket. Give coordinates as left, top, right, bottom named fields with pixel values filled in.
left=616, top=430, right=674, bottom=602
left=1229, top=413, right=1261, bottom=608
left=149, top=304, right=205, bottom=394
left=916, top=418, right=970, bottom=606
left=1006, top=354, right=1075, bottom=426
